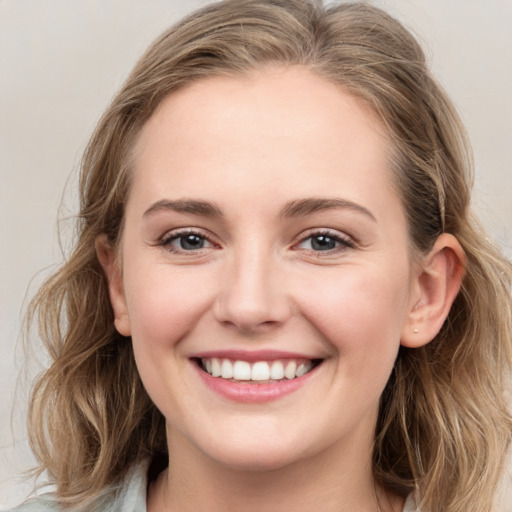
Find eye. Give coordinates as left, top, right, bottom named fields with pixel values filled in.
left=161, top=230, right=215, bottom=253
left=295, top=230, right=355, bottom=253
left=301, top=234, right=338, bottom=251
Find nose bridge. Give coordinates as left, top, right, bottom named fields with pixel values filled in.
left=214, top=240, right=288, bottom=331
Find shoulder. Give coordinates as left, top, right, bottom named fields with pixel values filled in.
left=402, top=493, right=420, bottom=512
left=111, top=458, right=149, bottom=511
left=4, top=459, right=150, bottom=512
left=3, top=495, right=61, bottom=512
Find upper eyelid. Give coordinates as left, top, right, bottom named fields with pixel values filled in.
left=291, top=230, right=358, bottom=257
left=157, top=226, right=356, bottom=248
left=160, top=227, right=214, bottom=242
left=295, top=228, right=355, bottom=244
left=159, top=228, right=220, bottom=252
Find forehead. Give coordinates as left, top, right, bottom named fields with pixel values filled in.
left=129, top=66, right=399, bottom=217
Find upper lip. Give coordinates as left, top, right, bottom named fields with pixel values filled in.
left=190, top=349, right=322, bottom=362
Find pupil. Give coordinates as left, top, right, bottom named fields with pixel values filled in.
left=180, top=235, right=204, bottom=250
left=311, top=235, right=336, bottom=251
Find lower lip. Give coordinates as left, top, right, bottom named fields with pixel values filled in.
left=194, top=362, right=319, bottom=403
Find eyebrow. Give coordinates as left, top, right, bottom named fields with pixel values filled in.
left=143, top=199, right=223, bottom=218
left=143, top=197, right=376, bottom=222
left=281, top=198, right=376, bottom=222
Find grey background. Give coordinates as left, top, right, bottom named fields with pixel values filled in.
left=1, top=0, right=511, bottom=508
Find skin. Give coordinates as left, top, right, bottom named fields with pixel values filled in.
left=98, top=66, right=464, bottom=512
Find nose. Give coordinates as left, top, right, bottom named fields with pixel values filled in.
left=213, top=247, right=291, bottom=333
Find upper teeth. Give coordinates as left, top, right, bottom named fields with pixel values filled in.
left=202, top=358, right=314, bottom=382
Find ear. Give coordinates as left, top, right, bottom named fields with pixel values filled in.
left=401, top=233, right=465, bottom=348
left=95, top=234, right=131, bottom=337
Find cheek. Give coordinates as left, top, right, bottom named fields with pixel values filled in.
left=124, top=264, right=215, bottom=351
left=123, top=265, right=218, bottom=416
left=295, top=266, right=410, bottom=366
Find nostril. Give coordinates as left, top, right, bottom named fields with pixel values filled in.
left=219, top=317, right=283, bottom=334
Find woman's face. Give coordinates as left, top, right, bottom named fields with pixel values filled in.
left=108, top=67, right=422, bottom=471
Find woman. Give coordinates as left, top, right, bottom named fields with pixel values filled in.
left=7, top=1, right=511, bottom=511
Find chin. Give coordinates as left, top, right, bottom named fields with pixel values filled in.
left=198, top=432, right=315, bottom=473
left=214, top=448, right=303, bottom=473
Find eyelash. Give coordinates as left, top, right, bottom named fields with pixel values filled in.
left=159, top=229, right=217, bottom=254
left=294, top=229, right=356, bottom=255
left=159, top=228, right=355, bottom=256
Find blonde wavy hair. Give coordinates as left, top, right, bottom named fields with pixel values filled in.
left=26, top=1, right=511, bottom=511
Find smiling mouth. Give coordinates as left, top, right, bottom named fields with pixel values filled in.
left=197, top=357, right=322, bottom=383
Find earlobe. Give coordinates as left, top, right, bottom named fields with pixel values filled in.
left=401, top=233, right=465, bottom=348
left=95, top=234, right=131, bottom=337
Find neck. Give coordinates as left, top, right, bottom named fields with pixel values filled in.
left=148, top=427, right=404, bottom=512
